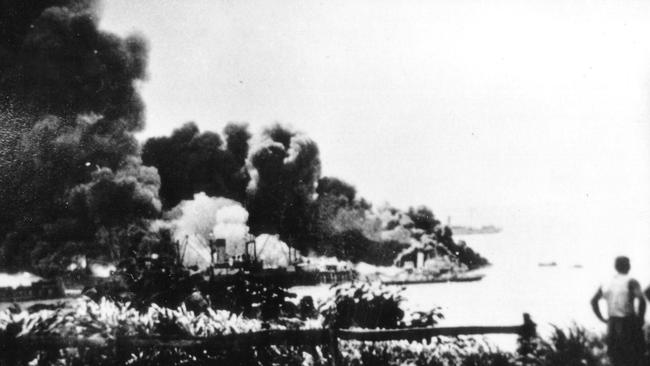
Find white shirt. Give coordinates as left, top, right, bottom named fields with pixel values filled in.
left=602, top=274, right=636, bottom=317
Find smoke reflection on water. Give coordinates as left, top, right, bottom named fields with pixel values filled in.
left=292, top=216, right=650, bottom=351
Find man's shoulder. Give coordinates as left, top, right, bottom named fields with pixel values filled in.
left=602, top=274, right=635, bottom=290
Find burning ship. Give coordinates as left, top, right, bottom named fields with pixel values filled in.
left=179, top=234, right=356, bottom=286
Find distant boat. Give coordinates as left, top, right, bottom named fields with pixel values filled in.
left=450, top=225, right=502, bottom=235
left=452, top=274, right=485, bottom=282
left=538, top=262, right=557, bottom=267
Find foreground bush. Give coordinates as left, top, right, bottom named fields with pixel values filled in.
left=0, top=297, right=323, bottom=365
left=0, top=304, right=638, bottom=366
left=0, top=298, right=263, bottom=339
left=518, top=325, right=611, bottom=366
left=341, top=337, right=516, bottom=366
left=319, top=282, right=443, bottom=329
left=1, top=291, right=638, bottom=366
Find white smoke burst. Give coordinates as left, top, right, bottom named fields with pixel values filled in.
left=168, top=192, right=250, bottom=269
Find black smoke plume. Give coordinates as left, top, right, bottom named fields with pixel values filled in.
left=1, top=0, right=147, bottom=127
left=247, top=124, right=321, bottom=242
left=0, top=0, right=158, bottom=274
left=142, top=122, right=251, bottom=209
left=316, top=177, right=357, bottom=203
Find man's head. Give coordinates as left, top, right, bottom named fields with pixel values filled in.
left=614, top=256, right=630, bottom=274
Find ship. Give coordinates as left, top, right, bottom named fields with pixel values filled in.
left=450, top=225, right=502, bottom=235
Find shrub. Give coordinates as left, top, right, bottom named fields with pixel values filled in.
left=310, top=229, right=409, bottom=266
left=319, top=282, right=443, bottom=329
left=517, top=324, right=609, bottom=366
left=339, top=337, right=516, bottom=366
left=0, top=298, right=262, bottom=339
left=319, top=282, right=404, bottom=329
left=200, top=272, right=298, bottom=320
left=542, top=325, right=608, bottom=366
left=0, top=297, right=329, bottom=366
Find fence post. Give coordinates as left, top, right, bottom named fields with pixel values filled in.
left=521, top=313, right=536, bottom=340
left=518, top=313, right=537, bottom=366
left=328, top=329, right=341, bottom=366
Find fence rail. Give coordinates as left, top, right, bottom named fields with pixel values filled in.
left=0, top=280, right=65, bottom=302
left=3, top=313, right=536, bottom=365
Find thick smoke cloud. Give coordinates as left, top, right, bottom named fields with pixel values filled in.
left=70, top=156, right=162, bottom=228
left=0, top=115, right=139, bottom=233
left=0, top=0, right=157, bottom=274
left=316, top=177, right=357, bottom=203
left=224, top=123, right=252, bottom=166
left=66, top=156, right=161, bottom=261
left=1, top=0, right=147, bottom=127
left=142, top=122, right=251, bottom=209
left=406, top=205, right=440, bottom=234
left=247, top=124, right=321, bottom=241
left=212, top=204, right=249, bottom=258
left=254, top=234, right=290, bottom=269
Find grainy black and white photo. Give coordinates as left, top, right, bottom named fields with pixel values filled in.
left=1, top=1, right=649, bottom=365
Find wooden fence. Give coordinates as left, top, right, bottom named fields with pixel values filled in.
left=1, top=313, right=536, bottom=365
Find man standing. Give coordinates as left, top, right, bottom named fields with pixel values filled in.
left=591, top=256, right=646, bottom=366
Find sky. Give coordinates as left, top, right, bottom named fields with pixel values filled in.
left=99, top=0, right=650, bottom=247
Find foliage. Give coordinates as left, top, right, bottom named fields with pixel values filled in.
left=0, top=298, right=262, bottom=339
left=400, top=309, right=446, bottom=328
left=437, top=227, right=489, bottom=269
left=339, top=337, right=516, bottom=366
left=319, top=282, right=443, bottom=329
left=2, top=343, right=332, bottom=366
left=517, top=325, right=609, bottom=366
left=312, top=229, right=408, bottom=266
left=121, top=345, right=329, bottom=366
left=319, top=282, right=403, bottom=329
left=306, top=179, right=408, bottom=266
left=203, top=272, right=299, bottom=320
left=0, top=298, right=323, bottom=366
left=1, top=300, right=632, bottom=366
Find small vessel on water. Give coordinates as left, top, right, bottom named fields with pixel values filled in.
left=449, top=225, right=502, bottom=235
left=382, top=273, right=485, bottom=286
left=538, top=262, right=557, bottom=267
